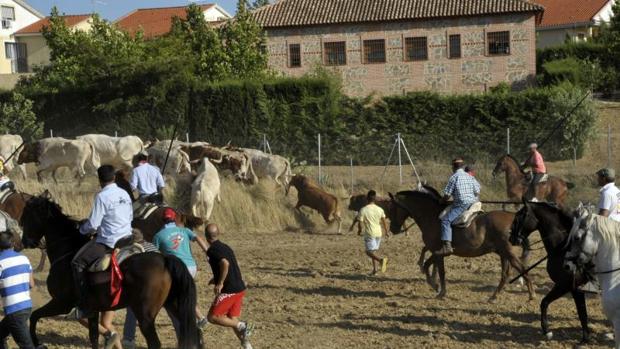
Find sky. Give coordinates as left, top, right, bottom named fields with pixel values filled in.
left=26, top=0, right=239, bottom=21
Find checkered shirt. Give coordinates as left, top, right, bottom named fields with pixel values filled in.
left=444, top=169, right=480, bottom=206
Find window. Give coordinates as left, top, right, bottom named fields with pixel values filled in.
left=363, top=39, right=385, bottom=64
left=405, top=37, right=427, bottom=61
left=323, top=41, right=346, bottom=66
left=577, top=33, right=586, bottom=41
left=5, top=43, right=27, bottom=73
left=449, top=34, right=461, bottom=59
left=487, top=31, right=510, bottom=56
left=289, top=43, right=301, bottom=68
left=1, top=6, right=14, bottom=29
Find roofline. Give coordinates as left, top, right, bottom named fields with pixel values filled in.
left=113, top=8, right=138, bottom=24
left=14, top=0, right=44, bottom=18
left=13, top=32, right=40, bottom=37
left=211, top=4, right=232, bottom=19
left=13, top=15, right=93, bottom=35
left=592, top=0, right=613, bottom=20
left=537, top=21, right=596, bottom=30
left=258, top=9, right=543, bottom=29
left=131, top=3, right=214, bottom=12
left=112, top=3, right=227, bottom=24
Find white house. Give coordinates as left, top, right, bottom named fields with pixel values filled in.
left=0, top=0, right=42, bottom=75
left=535, top=0, right=615, bottom=49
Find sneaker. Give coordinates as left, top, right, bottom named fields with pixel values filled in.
left=578, top=281, right=601, bottom=294
left=240, top=322, right=254, bottom=340
left=197, top=317, right=208, bottom=329
left=103, top=331, right=119, bottom=349
left=381, top=258, right=388, bottom=273
left=241, top=339, right=254, bottom=349
left=121, top=339, right=136, bottom=349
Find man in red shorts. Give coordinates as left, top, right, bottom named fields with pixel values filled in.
left=205, top=223, right=254, bottom=349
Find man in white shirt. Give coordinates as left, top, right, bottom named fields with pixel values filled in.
left=130, top=151, right=165, bottom=204
left=597, top=168, right=620, bottom=222
left=70, top=165, right=133, bottom=319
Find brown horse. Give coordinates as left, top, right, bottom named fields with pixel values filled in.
left=115, top=170, right=204, bottom=241
left=0, top=190, right=47, bottom=271
left=492, top=154, right=573, bottom=207
left=388, top=186, right=535, bottom=301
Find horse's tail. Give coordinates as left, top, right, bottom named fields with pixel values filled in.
left=164, top=255, right=200, bottom=349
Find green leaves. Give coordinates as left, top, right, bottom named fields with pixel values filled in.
left=0, top=93, right=42, bottom=140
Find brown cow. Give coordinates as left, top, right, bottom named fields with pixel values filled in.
left=288, top=174, right=342, bottom=233
left=180, top=143, right=257, bottom=184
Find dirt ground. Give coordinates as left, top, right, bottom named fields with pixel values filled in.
left=20, top=224, right=614, bottom=349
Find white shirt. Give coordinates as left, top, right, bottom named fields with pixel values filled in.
left=130, top=162, right=165, bottom=196
left=599, top=182, right=620, bottom=222
left=80, top=183, right=133, bottom=248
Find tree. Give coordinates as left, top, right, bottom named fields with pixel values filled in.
left=0, top=93, right=42, bottom=139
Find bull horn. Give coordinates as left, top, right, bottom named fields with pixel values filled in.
left=210, top=155, right=223, bottom=164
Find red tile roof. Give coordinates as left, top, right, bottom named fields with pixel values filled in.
left=534, top=0, right=610, bottom=28
left=253, top=0, right=543, bottom=28
left=14, top=14, right=91, bottom=35
left=115, top=4, right=217, bottom=39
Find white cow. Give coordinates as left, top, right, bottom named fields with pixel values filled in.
left=241, top=148, right=291, bottom=189
left=146, top=140, right=191, bottom=176
left=191, top=158, right=221, bottom=221
left=17, top=137, right=99, bottom=183
left=0, top=134, right=27, bottom=178
left=77, top=134, right=144, bottom=170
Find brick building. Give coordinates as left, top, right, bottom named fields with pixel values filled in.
left=253, top=0, right=544, bottom=96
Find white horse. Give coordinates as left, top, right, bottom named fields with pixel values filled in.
left=565, top=203, right=620, bottom=348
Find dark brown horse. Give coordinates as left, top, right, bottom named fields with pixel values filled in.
left=492, top=154, right=574, bottom=207
left=115, top=170, right=204, bottom=241
left=0, top=190, right=47, bottom=271
left=388, top=186, right=535, bottom=301
left=20, top=193, right=202, bottom=349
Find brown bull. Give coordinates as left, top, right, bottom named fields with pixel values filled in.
left=288, top=174, right=342, bottom=233
left=181, top=143, right=257, bottom=184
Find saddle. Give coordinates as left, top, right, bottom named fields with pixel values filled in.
left=439, top=202, right=484, bottom=228
left=132, top=200, right=159, bottom=221
left=0, top=183, right=15, bottom=205
left=88, top=243, right=145, bottom=273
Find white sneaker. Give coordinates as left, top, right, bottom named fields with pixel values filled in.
left=103, top=331, right=119, bottom=349
left=121, top=339, right=136, bottom=349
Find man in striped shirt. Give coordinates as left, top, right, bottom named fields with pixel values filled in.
left=0, top=228, right=34, bottom=349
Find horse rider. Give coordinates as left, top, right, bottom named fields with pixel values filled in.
left=596, top=168, right=620, bottom=222
left=69, top=165, right=133, bottom=319
left=435, top=158, right=481, bottom=256
left=130, top=151, right=165, bottom=204
left=522, top=143, right=546, bottom=201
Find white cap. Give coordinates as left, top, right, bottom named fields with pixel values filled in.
left=528, top=143, right=538, bottom=149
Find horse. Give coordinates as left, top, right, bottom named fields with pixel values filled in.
left=492, top=154, right=573, bottom=208
left=0, top=190, right=47, bottom=271
left=20, top=193, right=202, bottom=349
left=115, top=169, right=204, bottom=241
left=388, top=186, right=535, bottom=301
left=565, top=203, right=620, bottom=347
left=510, top=200, right=590, bottom=344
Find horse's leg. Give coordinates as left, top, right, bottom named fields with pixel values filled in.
left=88, top=314, right=99, bottom=349
left=138, top=315, right=161, bottom=349
left=507, top=253, right=535, bottom=301
left=35, top=249, right=47, bottom=272
left=489, top=256, right=509, bottom=303
left=423, top=255, right=438, bottom=292
left=29, top=298, right=74, bottom=346
left=436, top=255, right=447, bottom=299
left=571, top=290, right=590, bottom=344
left=540, top=284, right=569, bottom=340
left=417, top=246, right=428, bottom=274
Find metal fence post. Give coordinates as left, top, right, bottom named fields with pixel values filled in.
left=186, top=132, right=190, bottom=144
left=506, top=128, right=510, bottom=154
left=318, top=133, right=322, bottom=184
left=608, top=124, right=612, bottom=167
left=350, top=157, right=354, bottom=194
left=50, top=129, right=53, bottom=138
left=397, top=133, right=402, bottom=185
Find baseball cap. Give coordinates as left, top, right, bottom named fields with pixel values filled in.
left=163, top=208, right=177, bottom=221
left=597, top=168, right=615, bottom=179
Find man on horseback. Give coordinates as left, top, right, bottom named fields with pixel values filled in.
left=522, top=143, right=546, bottom=201
left=70, top=165, right=133, bottom=319
left=597, top=168, right=620, bottom=222
left=435, top=158, right=480, bottom=256
left=130, top=151, right=165, bottom=204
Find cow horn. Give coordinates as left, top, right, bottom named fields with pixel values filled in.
left=210, top=155, right=223, bottom=164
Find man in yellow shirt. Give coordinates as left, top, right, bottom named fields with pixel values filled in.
left=355, top=190, right=389, bottom=275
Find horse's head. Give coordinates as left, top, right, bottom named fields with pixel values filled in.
left=564, top=203, right=597, bottom=274
left=509, top=199, right=539, bottom=245
left=387, top=192, right=411, bottom=235
left=492, top=154, right=512, bottom=178
left=20, top=190, right=61, bottom=248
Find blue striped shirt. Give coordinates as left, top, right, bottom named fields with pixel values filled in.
left=0, top=249, right=32, bottom=315
left=444, top=169, right=481, bottom=207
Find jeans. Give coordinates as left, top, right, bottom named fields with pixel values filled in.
left=525, top=173, right=545, bottom=200
left=123, top=309, right=179, bottom=342
left=0, top=308, right=34, bottom=349
left=440, top=204, right=470, bottom=242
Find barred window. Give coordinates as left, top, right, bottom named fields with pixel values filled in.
left=363, top=39, right=385, bottom=64
left=289, top=44, right=301, bottom=68
left=449, top=34, right=461, bottom=59
left=405, top=37, right=427, bottom=61
left=324, top=41, right=346, bottom=66
left=487, top=31, right=510, bottom=56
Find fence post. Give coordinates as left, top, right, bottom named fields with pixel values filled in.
left=506, top=128, right=510, bottom=154
left=186, top=132, right=190, bottom=144
left=397, top=133, right=402, bottom=185
left=350, top=157, right=354, bottom=194
left=50, top=129, right=53, bottom=138
left=608, top=124, right=612, bottom=167
left=318, top=133, right=322, bottom=184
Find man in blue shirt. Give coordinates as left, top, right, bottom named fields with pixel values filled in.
left=70, top=165, right=133, bottom=319
left=130, top=152, right=165, bottom=204
left=0, top=228, right=34, bottom=349
left=435, top=158, right=481, bottom=256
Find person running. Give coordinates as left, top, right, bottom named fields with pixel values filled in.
left=0, top=229, right=35, bottom=349
left=205, top=224, right=253, bottom=349
left=130, top=151, right=165, bottom=204
left=122, top=209, right=209, bottom=348
left=354, top=190, right=389, bottom=275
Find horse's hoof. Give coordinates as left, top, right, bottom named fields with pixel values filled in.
left=36, top=345, right=48, bottom=349
left=545, top=331, right=553, bottom=340
left=488, top=296, right=498, bottom=304
left=605, top=332, right=614, bottom=340
left=436, top=292, right=446, bottom=299
left=517, top=277, right=524, bottom=288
